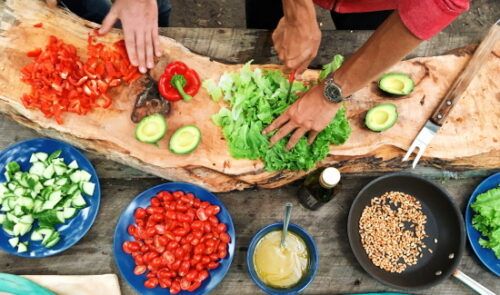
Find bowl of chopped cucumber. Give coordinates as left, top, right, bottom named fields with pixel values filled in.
left=0, top=138, right=100, bottom=257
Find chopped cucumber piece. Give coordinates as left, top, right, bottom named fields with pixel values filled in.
left=19, top=214, right=34, bottom=224
left=69, top=171, right=81, bottom=183
left=44, top=232, right=60, bottom=248
left=43, top=179, right=55, bottom=186
left=6, top=162, right=20, bottom=173
left=0, top=214, right=5, bottom=224
left=17, top=242, right=28, bottom=253
left=56, top=178, right=68, bottom=187
left=42, top=231, right=59, bottom=246
left=79, top=170, right=92, bottom=182
left=8, top=237, right=19, bottom=247
left=13, top=187, right=25, bottom=197
left=56, top=211, right=65, bottom=224
left=68, top=160, right=78, bottom=169
left=71, top=192, right=87, bottom=208
left=29, top=162, right=45, bottom=176
left=35, top=152, right=48, bottom=162
left=42, top=191, right=63, bottom=210
left=6, top=213, right=19, bottom=223
left=13, top=222, right=32, bottom=236
left=42, top=165, right=55, bottom=179
left=82, top=182, right=95, bottom=196
left=37, top=210, right=62, bottom=227
left=54, top=164, right=67, bottom=176
left=67, top=185, right=79, bottom=195
left=2, top=218, right=14, bottom=232
left=31, top=230, right=43, bottom=241
left=47, top=150, right=62, bottom=161
left=29, top=154, right=38, bottom=163
left=37, top=227, right=54, bottom=238
left=63, top=207, right=77, bottom=219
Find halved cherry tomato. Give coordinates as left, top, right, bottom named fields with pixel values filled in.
left=134, top=265, right=147, bottom=275
left=144, top=278, right=158, bottom=289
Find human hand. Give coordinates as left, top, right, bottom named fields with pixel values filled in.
left=99, top=0, right=161, bottom=73
left=263, top=83, right=339, bottom=150
left=45, top=0, right=57, bottom=8
left=272, top=16, right=321, bottom=74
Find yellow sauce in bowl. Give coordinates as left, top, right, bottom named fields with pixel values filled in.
left=253, top=231, right=309, bottom=289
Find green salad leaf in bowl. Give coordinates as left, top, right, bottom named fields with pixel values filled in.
left=471, top=187, right=500, bottom=258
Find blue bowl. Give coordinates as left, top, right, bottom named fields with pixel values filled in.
left=0, top=138, right=101, bottom=257
left=465, top=172, right=500, bottom=276
left=113, top=182, right=236, bottom=295
left=246, top=223, right=319, bottom=294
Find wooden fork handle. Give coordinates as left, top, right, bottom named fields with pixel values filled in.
left=431, top=20, right=500, bottom=126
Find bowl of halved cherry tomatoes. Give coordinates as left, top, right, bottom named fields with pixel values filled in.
left=113, top=182, right=235, bottom=295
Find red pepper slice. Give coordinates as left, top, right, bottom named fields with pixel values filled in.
left=158, top=61, right=201, bottom=102
left=33, top=23, right=43, bottom=28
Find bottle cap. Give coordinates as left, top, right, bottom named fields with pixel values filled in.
left=320, top=167, right=341, bottom=188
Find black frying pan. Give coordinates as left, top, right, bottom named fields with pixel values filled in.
left=347, top=173, right=465, bottom=290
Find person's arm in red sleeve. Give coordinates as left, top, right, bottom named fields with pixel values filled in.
left=266, top=2, right=469, bottom=149
left=399, top=0, right=470, bottom=40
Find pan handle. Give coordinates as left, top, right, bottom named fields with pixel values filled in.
left=452, top=270, right=496, bottom=295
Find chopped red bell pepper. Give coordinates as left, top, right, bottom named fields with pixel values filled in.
left=20, top=32, right=141, bottom=124
left=33, top=23, right=43, bottom=28
left=158, top=61, right=201, bottom=102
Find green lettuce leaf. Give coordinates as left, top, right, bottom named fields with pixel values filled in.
left=471, top=187, right=500, bottom=258
left=207, top=59, right=351, bottom=171
left=319, top=54, right=344, bottom=81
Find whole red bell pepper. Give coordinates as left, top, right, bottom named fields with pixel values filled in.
left=158, top=61, right=201, bottom=102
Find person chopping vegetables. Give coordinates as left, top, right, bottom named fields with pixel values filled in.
left=45, top=0, right=171, bottom=74
left=255, top=0, right=469, bottom=150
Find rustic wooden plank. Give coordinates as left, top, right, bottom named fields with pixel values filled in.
left=0, top=176, right=497, bottom=294
left=158, top=28, right=485, bottom=65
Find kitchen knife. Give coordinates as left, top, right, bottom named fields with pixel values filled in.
left=403, top=19, right=499, bottom=168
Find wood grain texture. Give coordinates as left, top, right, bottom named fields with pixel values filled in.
left=0, top=176, right=498, bottom=295
left=431, top=21, right=500, bottom=126
left=0, top=0, right=499, bottom=193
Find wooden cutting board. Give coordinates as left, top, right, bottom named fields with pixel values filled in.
left=0, top=0, right=499, bottom=192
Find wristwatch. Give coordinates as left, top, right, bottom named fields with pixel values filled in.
left=323, top=75, right=348, bottom=103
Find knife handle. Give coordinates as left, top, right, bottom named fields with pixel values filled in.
left=431, top=19, right=499, bottom=126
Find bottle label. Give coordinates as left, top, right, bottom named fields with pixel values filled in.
left=299, top=188, right=323, bottom=210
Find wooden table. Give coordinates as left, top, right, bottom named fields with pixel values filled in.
left=0, top=27, right=498, bottom=294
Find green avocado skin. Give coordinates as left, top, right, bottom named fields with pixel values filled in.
left=365, top=103, right=398, bottom=132
left=378, top=73, right=414, bottom=95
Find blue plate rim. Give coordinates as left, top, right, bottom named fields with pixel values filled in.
left=465, top=172, right=500, bottom=276
left=246, top=222, right=320, bottom=295
left=0, top=137, right=101, bottom=258
left=113, top=181, right=236, bottom=295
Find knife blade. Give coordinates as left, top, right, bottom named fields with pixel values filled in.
left=403, top=19, right=500, bottom=168
left=285, top=70, right=296, bottom=101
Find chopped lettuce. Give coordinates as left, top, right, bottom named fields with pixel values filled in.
left=471, top=187, right=500, bottom=259
left=205, top=57, right=351, bottom=171
left=319, top=54, right=344, bottom=81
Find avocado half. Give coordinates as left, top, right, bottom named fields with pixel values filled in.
left=365, top=103, right=398, bottom=132
left=378, top=73, right=414, bottom=96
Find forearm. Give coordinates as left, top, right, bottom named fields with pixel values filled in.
left=282, top=0, right=316, bottom=25
left=334, top=11, right=422, bottom=97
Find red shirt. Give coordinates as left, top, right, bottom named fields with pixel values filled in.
left=314, top=0, right=470, bottom=40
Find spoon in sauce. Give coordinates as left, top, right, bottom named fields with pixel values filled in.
left=280, top=202, right=293, bottom=249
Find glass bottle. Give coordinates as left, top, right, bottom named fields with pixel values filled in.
left=297, top=167, right=341, bottom=210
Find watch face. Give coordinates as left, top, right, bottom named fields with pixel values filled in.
left=324, top=79, right=343, bottom=103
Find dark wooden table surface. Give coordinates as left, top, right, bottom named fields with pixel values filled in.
left=0, top=27, right=499, bottom=294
